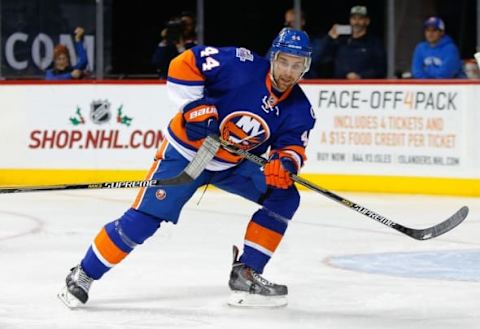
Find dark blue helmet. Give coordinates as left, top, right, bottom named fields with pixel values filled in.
left=271, top=28, right=312, bottom=59
left=270, top=28, right=312, bottom=75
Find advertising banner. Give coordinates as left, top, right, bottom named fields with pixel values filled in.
left=0, top=81, right=478, bottom=193
left=0, top=84, right=176, bottom=169
left=302, top=83, right=478, bottom=178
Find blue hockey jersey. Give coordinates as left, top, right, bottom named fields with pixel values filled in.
left=165, top=45, right=315, bottom=171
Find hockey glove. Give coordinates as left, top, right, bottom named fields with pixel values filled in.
left=183, top=98, right=219, bottom=141
left=264, top=150, right=299, bottom=189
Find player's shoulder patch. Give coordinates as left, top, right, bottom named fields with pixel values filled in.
left=235, top=47, right=254, bottom=62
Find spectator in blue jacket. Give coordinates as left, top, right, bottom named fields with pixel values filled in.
left=321, top=5, right=386, bottom=79
left=45, top=27, right=88, bottom=80
left=411, top=17, right=465, bottom=79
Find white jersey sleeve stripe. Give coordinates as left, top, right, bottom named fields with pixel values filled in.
left=244, top=240, right=274, bottom=257
left=91, top=243, right=114, bottom=268
left=167, top=81, right=204, bottom=110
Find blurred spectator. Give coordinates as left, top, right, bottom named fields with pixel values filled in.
left=411, top=17, right=466, bottom=79
left=180, top=11, right=197, bottom=46
left=321, top=5, right=386, bottom=79
left=284, top=8, right=306, bottom=29
left=464, top=59, right=480, bottom=79
left=152, top=12, right=197, bottom=79
left=45, top=27, right=88, bottom=80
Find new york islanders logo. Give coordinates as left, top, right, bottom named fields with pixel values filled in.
left=219, top=111, right=270, bottom=150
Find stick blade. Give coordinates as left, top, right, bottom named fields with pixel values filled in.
left=153, top=135, right=221, bottom=186
left=407, top=206, right=469, bottom=240
left=183, top=135, right=221, bottom=179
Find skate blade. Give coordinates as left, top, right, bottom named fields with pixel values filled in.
left=228, top=291, right=288, bottom=308
left=57, top=286, right=83, bottom=309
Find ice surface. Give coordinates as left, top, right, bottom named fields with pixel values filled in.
left=0, top=189, right=479, bottom=329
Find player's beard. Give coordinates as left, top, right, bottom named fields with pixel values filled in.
left=276, top=76, right=294, bottom=91
left=272, top=71, right=297, bottom=92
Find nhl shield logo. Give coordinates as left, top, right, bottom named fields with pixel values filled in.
left=90, top=100, right=112, bottom=124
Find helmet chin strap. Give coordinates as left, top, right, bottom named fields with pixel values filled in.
left=269, top=52, right=280, bottom=89
left=269, top=65, right=282, bottom=91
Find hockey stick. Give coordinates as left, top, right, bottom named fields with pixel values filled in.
left=211, top=135, right=469, bottom=240
left=0, top=136, right=221, bottom=194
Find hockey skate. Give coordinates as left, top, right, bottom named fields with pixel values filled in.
left=228, top=245, right=288, bottom=308
left=57, top=265, right=93, bottom=309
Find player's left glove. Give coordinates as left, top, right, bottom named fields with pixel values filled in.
left=183, top=98, right=219, bottom=141
left=264, top=150, right=299, bottom=189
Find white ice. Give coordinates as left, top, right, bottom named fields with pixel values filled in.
left=0, top=188, right=479, bottom=329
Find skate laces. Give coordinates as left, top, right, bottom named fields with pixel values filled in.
left=251, top=270, right=274, bottom=287
left=73, top=266, right=93, bottom=292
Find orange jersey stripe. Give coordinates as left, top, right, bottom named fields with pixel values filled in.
left=168, top=112, right=242, bottom=164
left=281, top=145, right=307, bottom=162
left=265, top=73, right=293, bottom=106
left=244, top=221, right=284, bottom=253
left=168, top=49, right=204, bottom=82
left=155, top=138, right=169, bottom=161
left=131, top=158, right=162, bottom=209
left=132, top=139, right=168, bottom=209
left=94, top=227, right=128, bottom=265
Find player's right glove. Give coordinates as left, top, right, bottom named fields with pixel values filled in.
left=183, top=98, right=219, bottom=141
left=264, top=150, right=299, bottom=189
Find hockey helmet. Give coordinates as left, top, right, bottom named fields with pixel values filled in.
left=270, top=28, right=312, bottom=74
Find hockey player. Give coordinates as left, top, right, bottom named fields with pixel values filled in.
left=59, top=28, right=315, bottom=308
